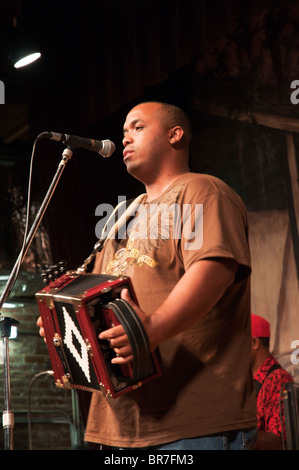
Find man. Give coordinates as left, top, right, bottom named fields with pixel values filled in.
left=251, top=313, right=294, bottom=450
left=38, top=101, right=257, bottom=449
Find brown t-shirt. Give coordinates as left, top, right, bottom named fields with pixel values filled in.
left=84, top=172, right=257, bottom=448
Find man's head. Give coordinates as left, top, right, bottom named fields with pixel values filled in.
left=251, top=314, right=271, bottom=372
left=122, top=101, right=191, bottom=183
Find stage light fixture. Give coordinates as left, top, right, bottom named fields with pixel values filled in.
left=14, top=51, right=41, bottom=69
left=10, top=41, right=42, bottom=69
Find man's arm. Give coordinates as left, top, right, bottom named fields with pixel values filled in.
left=99, top=258, right=238, bottom=364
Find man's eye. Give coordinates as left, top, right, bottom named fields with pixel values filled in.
left=135, top=126, right=143, bottom=131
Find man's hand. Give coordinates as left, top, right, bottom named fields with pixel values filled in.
left=98, top=288, right=152, bottom=365
left=36, top=316, right=47, bottom=342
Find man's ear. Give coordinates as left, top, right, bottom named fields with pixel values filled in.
left=169, top=126, right=184, bottom=144
left=251, top=337, right=261, bottom=351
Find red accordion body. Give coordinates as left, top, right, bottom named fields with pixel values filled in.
left=36, top=272, right=160, bottom=398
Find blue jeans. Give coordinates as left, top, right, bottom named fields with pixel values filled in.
left=153, top=428, right=257, bottom=450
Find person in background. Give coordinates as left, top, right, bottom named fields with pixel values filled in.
left=251, top=313, right=294, bottom=450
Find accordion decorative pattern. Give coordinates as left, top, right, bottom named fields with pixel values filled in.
left=35, top=272, right=161, bottom=398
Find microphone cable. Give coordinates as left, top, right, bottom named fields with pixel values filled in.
left=27, top=370, right=54, bottom=450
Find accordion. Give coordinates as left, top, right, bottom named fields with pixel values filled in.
left=35, top=271, right=161, bottom=398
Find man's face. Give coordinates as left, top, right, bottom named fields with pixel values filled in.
left=122, top=102, right=170, bottom=182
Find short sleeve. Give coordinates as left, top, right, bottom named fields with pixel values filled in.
left=178, top=183, right=251, bottom=283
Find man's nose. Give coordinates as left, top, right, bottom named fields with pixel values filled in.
left=122, top=132, right=132, bottom=147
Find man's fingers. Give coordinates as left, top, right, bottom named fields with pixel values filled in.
left=36, top=316, right=47, bottom=342
left=121, top=288, right=137, bottom=308
left=111, top=354, right=134, bottom=364
left=109, top=334, right=129, bottom=348
left=113, top=345, right=132, bottom=356
left=99, top=325, right=124, bottom=340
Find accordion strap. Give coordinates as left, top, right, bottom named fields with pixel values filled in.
left=75, top=194, right=151, bottom=380
left=105, top=298, right=152, bottom=380
left=77, top=193, right=146, bottom=273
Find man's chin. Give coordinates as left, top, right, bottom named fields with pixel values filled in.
left=125, top=162, right=139, bottom=176
left=125, top=163, right=145, bottom=183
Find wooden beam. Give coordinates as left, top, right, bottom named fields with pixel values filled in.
left=196, top=102, right=299, bottom=133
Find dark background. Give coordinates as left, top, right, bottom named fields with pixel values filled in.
left=0, top=0, right=299, bottom=272
left=0, top=0, right=299, bottom=450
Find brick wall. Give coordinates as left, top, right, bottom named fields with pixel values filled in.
left=0, top=298, right=86, bottom=450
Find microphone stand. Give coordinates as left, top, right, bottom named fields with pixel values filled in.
left=0, top=317, right=20, bottom=450
left=0, top=146, right=73, bottom=450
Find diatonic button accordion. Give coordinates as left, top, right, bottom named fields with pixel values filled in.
left=35, top=272, right=160, bottom=398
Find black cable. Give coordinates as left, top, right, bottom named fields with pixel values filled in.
left=27, top=370, right=54, bottom=450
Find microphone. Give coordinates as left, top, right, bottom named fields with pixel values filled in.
left=38, top=132, right=115, bottom=157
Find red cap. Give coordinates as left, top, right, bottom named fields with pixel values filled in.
left=251, top=314, right=270, bottom=338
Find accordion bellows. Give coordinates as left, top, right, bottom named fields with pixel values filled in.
left=36, top=272, right=160, bottom=398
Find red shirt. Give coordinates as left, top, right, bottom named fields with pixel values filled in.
left=254, top=355, right=294, bottom=440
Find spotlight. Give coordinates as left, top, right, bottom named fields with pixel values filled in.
left=10, top=41, right=41, bottom=69
left=14, top=51, right=41, bottom=69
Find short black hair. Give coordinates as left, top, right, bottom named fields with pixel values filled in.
left=141, top=101, right=192, bottom=147
left=258, top=337, right=270, bottom=348
left=159, top=102, right=192, bottom=143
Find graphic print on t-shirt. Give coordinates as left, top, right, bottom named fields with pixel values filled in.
left=104, top=184, right=185, bottom=276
